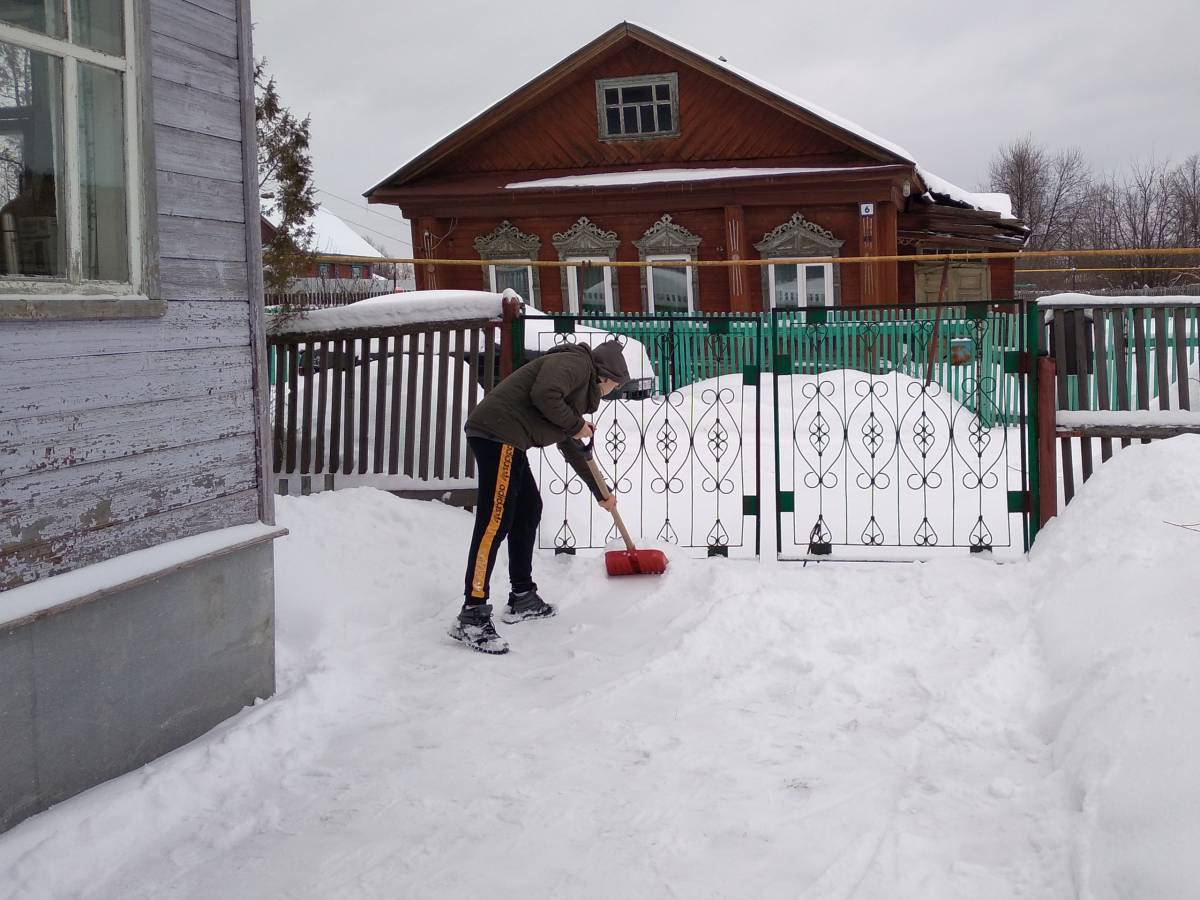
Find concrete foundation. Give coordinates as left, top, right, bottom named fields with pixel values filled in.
left=0, top=541, right=275, bottom=833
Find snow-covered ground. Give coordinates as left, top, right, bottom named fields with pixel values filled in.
left=2, top=439, right=1199, bottom=899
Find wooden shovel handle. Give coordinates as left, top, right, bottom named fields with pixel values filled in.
left=585, top=456, right=637, bottom=552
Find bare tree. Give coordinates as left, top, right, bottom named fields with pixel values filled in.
left=987, top=136, right=1090, bottom=250
left=1171, top=154, right=1200, bottom=249
left=1073, top=158, right=1179, bottom=288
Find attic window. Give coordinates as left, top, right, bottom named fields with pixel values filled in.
left=596, top=74, right=679, bottom=141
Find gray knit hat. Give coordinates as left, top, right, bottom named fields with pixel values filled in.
left=591, top=340, right=630, bottom=386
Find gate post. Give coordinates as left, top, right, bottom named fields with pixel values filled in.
left=499, top=294, right=524, bottom=380
left=1037, top=356, right=1059, bottom=529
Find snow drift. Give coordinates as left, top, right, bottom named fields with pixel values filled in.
left=0, top=441, right=1197, bottom=899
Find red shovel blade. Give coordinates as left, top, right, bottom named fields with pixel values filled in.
left=604, top=548, right=668, bottom=577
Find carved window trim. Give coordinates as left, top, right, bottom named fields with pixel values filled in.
left=634, top=215, right=701, bottom=313
left=552, top=217, right=620, bottom=314
left=473, top=220, right=542, bottom=304
left=753, top=212, right=844, bottom=310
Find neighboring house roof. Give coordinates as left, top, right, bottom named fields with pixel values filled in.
left=365, top=21, right=1014, bottom=222
left=263, top=205, right=384, bottom=260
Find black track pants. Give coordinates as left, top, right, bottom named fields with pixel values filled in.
left=463, top=437, right=542, bottom=603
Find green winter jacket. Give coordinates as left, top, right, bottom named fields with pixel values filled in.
left=465, top=344, right=606, bottom=498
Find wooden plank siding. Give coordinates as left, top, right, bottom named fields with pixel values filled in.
left=0, top=0, right=263, bottom=590
left=435, top=43, right=874, bottom=175
left=421, top=205, right=865, bottom=313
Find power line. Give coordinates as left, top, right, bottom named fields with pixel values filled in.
left=316, top=186, right=413, bottom=231
left=323, top=212, right=413, bottom=249
left=317, top=187, right=409, bottom=226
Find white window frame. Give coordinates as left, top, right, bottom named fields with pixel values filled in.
left=565, top=256, right=613, bottom=315
left=0, top=4, right=144, bottom=299
left=767, top=262, right=834, bottom=309
left=646, top=253, right=694, bottom=314
left=487, top=263, right=536, bottom=304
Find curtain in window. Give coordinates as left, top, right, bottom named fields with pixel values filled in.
left=651, top=265, right=689, bottom=313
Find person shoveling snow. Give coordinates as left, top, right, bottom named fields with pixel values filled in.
left=452, top=340, right=629, bottom=654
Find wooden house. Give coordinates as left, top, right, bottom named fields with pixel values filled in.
left=365, top=23, right=1027, bottom=314
left=261, top=204, right=385, bottom=280
left=0, top=0, right=277, bottom=832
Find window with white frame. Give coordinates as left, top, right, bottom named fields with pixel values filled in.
left=767, top=262, right=834, bottom=309
left=596, top=73, right=679, bottom=141
left=475, top=221, right=541, bottom=306
left=646, top=255, right=692, bottom=314
left=565, top=257, right=613, bottom=314
left=0, top=1, right=142, bottom=293
left=488, top=263, right=535, bottom=303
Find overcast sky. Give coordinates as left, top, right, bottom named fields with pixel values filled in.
left=250, top=0, right=1200, bottom=254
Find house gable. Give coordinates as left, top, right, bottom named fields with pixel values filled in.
left=432, top=42, right=878, bottom=176
left=368, top=23, right=909, bottom=194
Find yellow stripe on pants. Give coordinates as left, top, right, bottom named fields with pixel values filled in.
left=470, top=444, right=514, bottom=599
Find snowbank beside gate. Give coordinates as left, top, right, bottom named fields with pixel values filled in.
left=1031, top=435, right=1200, bottom=898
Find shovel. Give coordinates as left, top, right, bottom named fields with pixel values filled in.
left=584, top=456, right=668, bottom=577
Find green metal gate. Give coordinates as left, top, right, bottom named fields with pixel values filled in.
left=770, top=302, right=1038, bottom=559
left=521, top=303, right=1037, bottom=561
left=524, top=313, right=764, bottom=557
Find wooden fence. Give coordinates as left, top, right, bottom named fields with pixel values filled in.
left=265, top=285, right=397, bottom=309
left=1039, top=298, right=1200, bottom=511
left=268, top=315, right=505, bottom=502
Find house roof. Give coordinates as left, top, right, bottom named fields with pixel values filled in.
left=263, top=205, right=384, bottom=260
left=365, top=22, right=918, bottom=197
left=365, top=21, right=1016, bottom=223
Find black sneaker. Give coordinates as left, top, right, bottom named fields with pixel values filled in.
left=502, top=589, right=557, bottom=624
left=448, top=604, right=509, bottom=654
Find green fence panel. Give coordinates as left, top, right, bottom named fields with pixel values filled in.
left=581, top=306, right=1028, bottom=426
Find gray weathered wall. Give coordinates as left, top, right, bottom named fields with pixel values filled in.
left=1, top=0, right=266, bottom=589
left=0, top=541, right=275, bottom=833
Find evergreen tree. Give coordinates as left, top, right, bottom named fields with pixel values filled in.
left=256, top=59, right=316, bottom=296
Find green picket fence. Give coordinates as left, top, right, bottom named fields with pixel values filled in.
left=581, top=306, right=1026, bottom=426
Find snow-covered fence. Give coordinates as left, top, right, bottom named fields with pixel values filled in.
left=266, top=293, right=520, bottom=501
left=1039, top=295, right=1200, bottom=510
left=1017, top=283, right=1200, bottom=301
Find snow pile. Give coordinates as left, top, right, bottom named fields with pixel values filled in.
left=270, top=289, right=509, bottom=335
left=1031, top=436, right=1200, bottom=898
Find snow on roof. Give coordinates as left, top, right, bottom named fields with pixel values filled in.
left=505, top=166, right=890, bottom=190
left=264, top=205, right=384, bottom=259
left=270, top=290, right=509, bottom=335
left=917, top=169, right=1014, bottom=218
